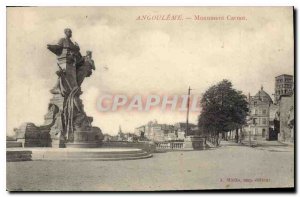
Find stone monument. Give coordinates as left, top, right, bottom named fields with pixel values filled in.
left=16, top=28, right=103, bottom=148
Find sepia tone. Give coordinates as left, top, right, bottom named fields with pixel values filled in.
left=6, top=7, right=294, bottom=191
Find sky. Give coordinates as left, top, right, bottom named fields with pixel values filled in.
left=7, top=7, right=294, bottom=135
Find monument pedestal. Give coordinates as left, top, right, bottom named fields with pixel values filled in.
left=65, top=127, right=103, bottom=148
left=184, top=136, right=206, bottom=150
left=184, top=137, right=193, bottom=149
left=50, top=135, right=66, bottom=148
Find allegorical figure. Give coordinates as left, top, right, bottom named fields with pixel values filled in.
left=76, top=50, right=96, bottom=86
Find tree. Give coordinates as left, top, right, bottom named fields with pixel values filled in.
left=198, top=80, right=248, bottom=145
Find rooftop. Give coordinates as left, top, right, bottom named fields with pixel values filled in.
left=275, top=74, right=293, bottom=78
left=253, top=86, right=273, bottom=103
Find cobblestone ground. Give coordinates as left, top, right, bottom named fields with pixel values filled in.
left=6, top=142, right=294, bottom=191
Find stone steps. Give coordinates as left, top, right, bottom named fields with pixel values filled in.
left=34, top=154, right=153, bottom=161
left=31, top=151, right=150, bottom=160
left=6, top=151, right=32, bottom=162
left=206, top=141, right=216, bottom=148
left=7, top=148, right=152, bottom=162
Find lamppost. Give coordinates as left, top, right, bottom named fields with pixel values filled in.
left=249, top=118, right=257, bottom=147
left=249, top=124, right=251, bottom=147
left=185, top=86, right=192, bottom=138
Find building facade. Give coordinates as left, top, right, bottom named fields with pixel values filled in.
left=134, top=120, right=175, bottom=142
left=269, top=104, right=280, bottom=140
left=135, top=121, right=197, bottom=141
left=274, top=74, right=294, bottom=143
left=246, top=86, right=273, bottom=141
left=242, top=74, right=294, bottom=143
left=278, top=94, right=294, bottom=142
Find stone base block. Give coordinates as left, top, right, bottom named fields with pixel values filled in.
left=184, top=136, right=206, bottom=150
left=17, top=139, right=25, bottom=147
left=183, top=140, right=193, bottom=149
left=66, top=127, right=103, bottom=148
left=73, top=127, right=102, bottom=141
left=51, top=139, right=66, bottom=148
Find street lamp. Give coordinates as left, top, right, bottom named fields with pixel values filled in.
left=185, top=86, right=193, bottom=138
left=249, top=118, right=257, bottom=147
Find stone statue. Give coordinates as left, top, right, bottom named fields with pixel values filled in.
left=15, top=28, right=103, bottom=148
left=44, top=28, right=103, bottom=147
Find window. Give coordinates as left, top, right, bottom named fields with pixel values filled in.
left=262, top=109, right=267, bottom=115
left=262, top=118, right=267, bottom=125
left=254, top=109, right=258, bottom=115
left=253, top=118, right=257, bottom=125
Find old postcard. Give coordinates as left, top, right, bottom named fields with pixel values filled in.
left=6, top=7, right=294, bottom=191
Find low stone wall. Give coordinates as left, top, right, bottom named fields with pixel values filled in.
left=102, top=141, right=156, bottom=153
left=156, top=137, right=207, bottom=151
left=6, top=140, right=23, bottom=148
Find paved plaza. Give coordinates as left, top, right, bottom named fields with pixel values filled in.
left=7, top=142, right=294, bottom=191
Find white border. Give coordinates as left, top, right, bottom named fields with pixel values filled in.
left=0, top=0, right=298, bottom=6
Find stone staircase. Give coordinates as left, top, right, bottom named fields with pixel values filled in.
left=7, top=150, right=32, bottom=162
left=205, top=140, right=216, bottom=148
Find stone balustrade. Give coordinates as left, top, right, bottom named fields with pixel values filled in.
left=156, top=142, right=184, bottom=150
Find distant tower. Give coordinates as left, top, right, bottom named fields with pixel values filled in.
left=275, top=74, right=294, bottom=103
left=117, top=125, right=123, bottom=141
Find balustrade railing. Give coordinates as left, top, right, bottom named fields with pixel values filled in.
left=156, top=142, right=184, bottom=149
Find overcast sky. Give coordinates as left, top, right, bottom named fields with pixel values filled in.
left=7, top=7, right=294, bottom=135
